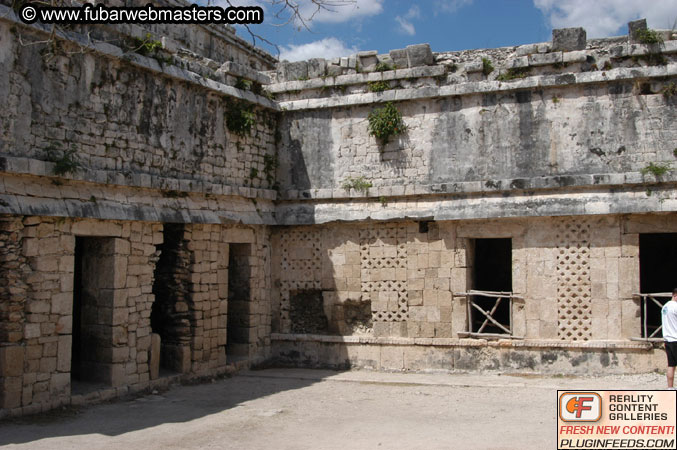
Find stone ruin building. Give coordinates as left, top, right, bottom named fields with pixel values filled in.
left=1, top=0, right=676, bottom=416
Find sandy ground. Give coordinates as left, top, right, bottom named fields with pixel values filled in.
left=0, top=368, right=669, bottom=450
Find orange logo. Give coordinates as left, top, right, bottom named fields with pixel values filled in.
left=566, top=396, right=594, bottom=418
left=559, top=392, right=602, bottom=422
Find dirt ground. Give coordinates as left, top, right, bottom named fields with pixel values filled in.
left=0, top=368, right=669, bottom=450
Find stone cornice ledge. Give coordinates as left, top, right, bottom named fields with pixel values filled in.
left=275, top=184, right=677, bottom=225
left=270, top=333, right=652, bottom=350
left=278, top=63, right=677, bottom=111
left=280, top=171, right=677, bottom=201
left=0, top=155, right=277, bottom=201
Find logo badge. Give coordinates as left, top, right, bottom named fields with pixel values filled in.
left=559, top=392, right=602, bottom=422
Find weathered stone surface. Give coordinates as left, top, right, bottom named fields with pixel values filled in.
left=278, top=61, right=309, bottom=81
left=552, top=27, right=587, bottom=51
left=389, top=48, right=408, bottom=69
left=149, top=333, right=161, bottom=380
left=358, top=51, right=379, bottom=71
left=0, top=346, right=24, bottom=377
left=2, top=6, right=677, bottom=418
left=628, top=18, right=647, bottom=42
left=307, top=58, right=326, bottom=79
left=406, top=44, right=433, bottom=67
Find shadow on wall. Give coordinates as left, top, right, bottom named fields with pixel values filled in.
left=0, top=371, right=337, bottom=445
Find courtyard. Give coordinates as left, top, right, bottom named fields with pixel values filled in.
left=0, top=368, right=667, bottom=449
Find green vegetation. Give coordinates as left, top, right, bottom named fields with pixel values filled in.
left=368, top=80, right=391, bottom=93
left=235, top=77, right=252, bottom=91
left=342, top=176, right=372, bottom=194
left=497, top=67, right=531, bottom=81
left=662, top=82, right=676, bottom=98
left=44, top=143, right=81, bottom=176
left=374, top=62, right=394, bottom=72
left=379, top=196, right=388, bottom=207
left=634, top=28, right=663, bottom=45
left=640, top=162, right=671, bottom=177
left=249, top=167, right=259, bottom=179
left=367, top=102, right=407, bottom=145
left=226, top=100, right=256, bottom=137
left=131, top=33, right=162, bottom=56
left=481, top=57, right=494, bottom=76
left=643, top=53, right=668, bottom=66
left=263, top=154, right=279, bottom=188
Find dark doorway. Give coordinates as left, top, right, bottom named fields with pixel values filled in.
left=469, top=238, right=512, bottom=334
left=639, top=233, right=677, bottom=337
left=71, top=237, right=115, bottom=388
left=151, top=223, right=192, bottom=373
left=227, top=244, right=252, bottom=363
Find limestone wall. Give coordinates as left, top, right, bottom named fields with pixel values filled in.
left=272, top=34, right=677, bottom=226
left=268, top=212, right=677, bottom=372
left=0, top=216, right=271, bottom=415
left=0, top=8, right=279, bottom=229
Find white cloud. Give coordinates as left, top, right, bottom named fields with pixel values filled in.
left=534, top=0, right=677, bottom=38
left=435, top=0, right=474, bottom=14
left=395, top=6, right=422, bottom=36
left=297, top=0, right=384, bottom=24
left=404, top=5, right=421, bottom=20
left=395, top=16, right=416, bottom=36
left=279, top=37, right=358, bottom=61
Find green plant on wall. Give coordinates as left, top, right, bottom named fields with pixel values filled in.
left=235, top=77, right=252, bottom=91
left=662, top=83, right=676, bottom=98
left=368, top=80, right=391, bottom=93
left=263, top=153, right=279, bottom=187
left=497, top=67, right=531, bottom=81
left=640, top=162, right=671, bottom=178
left=374, top=62, right=394, bottom=72
left=634, top=29, right=664, bottom=45
left=226, top=100, right=256, bottom=137
left=44, top=143, right=81, bottom=176
left=367, top=102, right=407, bottom=145
left=481, top=57, right=494, bottom=76
left=130, top=33, right=163, bottom=56
left=342, top=176, right=372, bottom=194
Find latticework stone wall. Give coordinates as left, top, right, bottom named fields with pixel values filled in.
left=556, top=220, right=592, bottom=341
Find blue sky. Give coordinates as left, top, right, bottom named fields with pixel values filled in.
left=222, top=0, right=677, bottom=60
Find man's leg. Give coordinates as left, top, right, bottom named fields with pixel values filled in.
left=667, top=366, right=675, bottom=388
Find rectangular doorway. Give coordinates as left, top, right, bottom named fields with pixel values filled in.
left=226, top=244, right=252, bottom=363
left=71, top=237, right=115, bottom=389
left=468, top=238, right=513, bottom=334
left=639, top=233, right=677, bottom=338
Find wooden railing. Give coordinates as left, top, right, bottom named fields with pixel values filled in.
left=454, top=290, right=523, bottom=339
left=632, top=292, right=672, bottom=341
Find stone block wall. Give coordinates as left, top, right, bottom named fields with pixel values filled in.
left=270, top=214, right=667, bottom=342
left=269, top=213, right=677, bottom=373
left=0, top=215, right=272, bottom=415
left=0, top=216, right=161, bottom=412
left=0, top=18, right=278, bottom=196
left=278, top=81, right=677, bottom=194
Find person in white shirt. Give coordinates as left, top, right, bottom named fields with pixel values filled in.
left=661, top=289, right=677, bottom=389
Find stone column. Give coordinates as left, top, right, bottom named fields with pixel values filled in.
left=0, top=217, right=27, bottom=410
